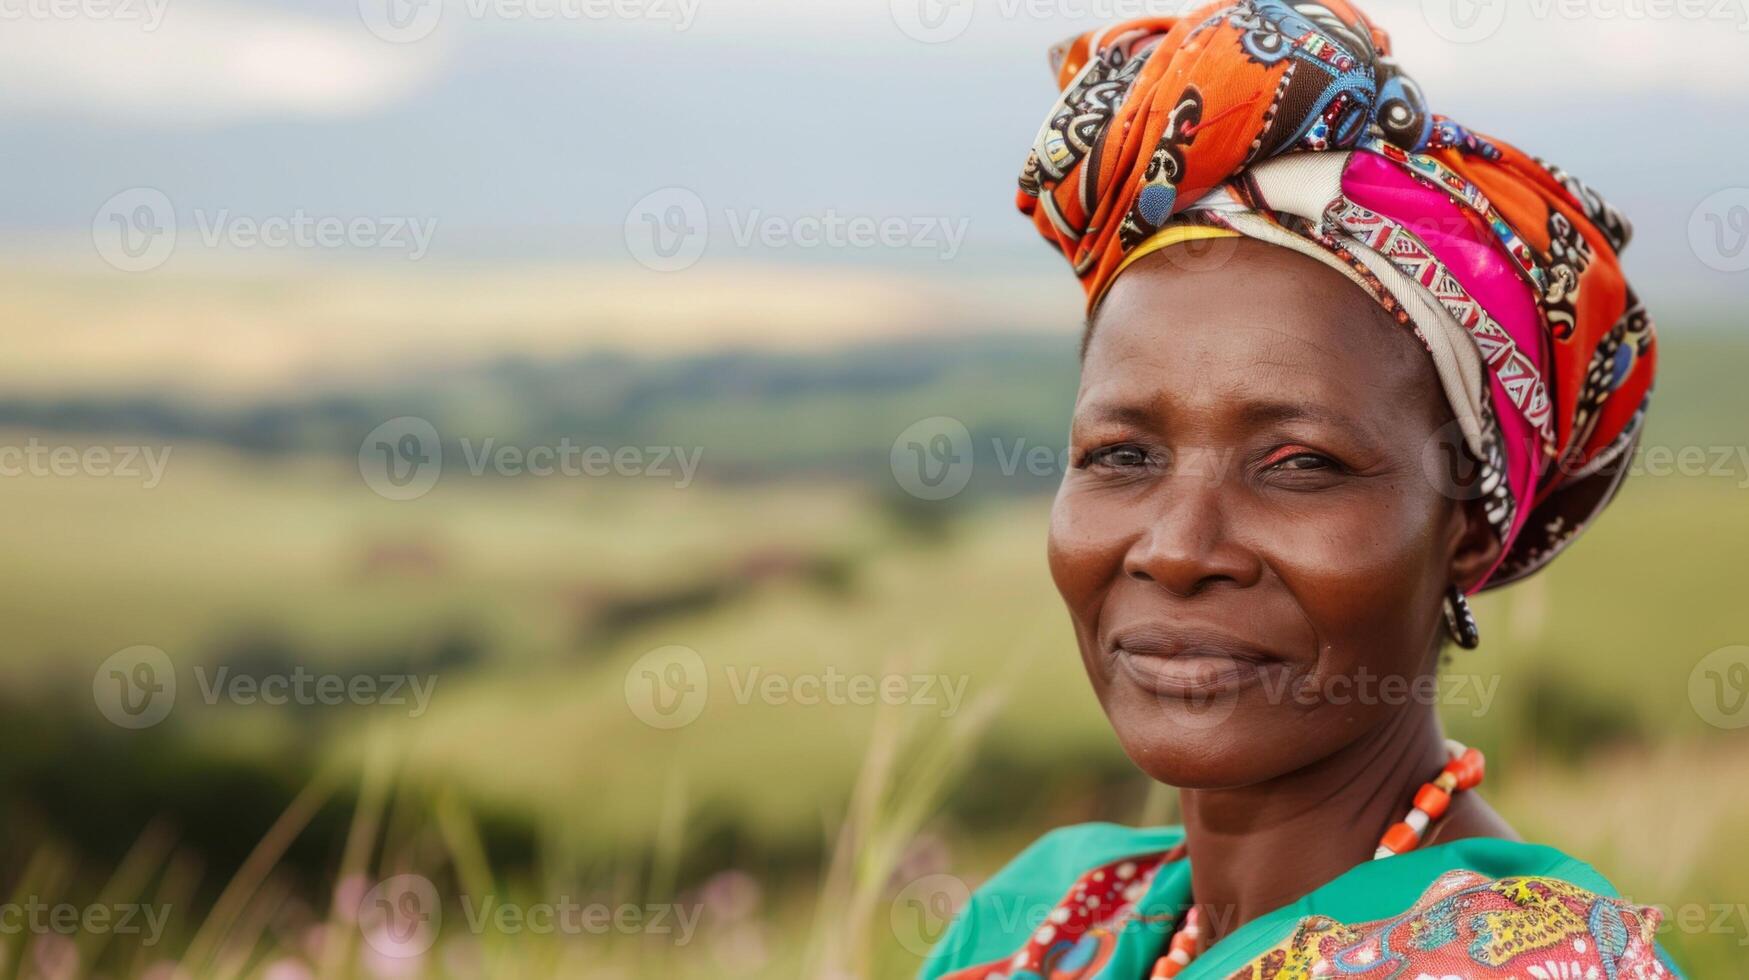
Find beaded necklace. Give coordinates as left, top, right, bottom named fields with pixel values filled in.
left=1150, top=740, right=1486, bottom=979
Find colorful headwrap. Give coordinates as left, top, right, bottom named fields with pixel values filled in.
left=1017, top=0, right=1655, bottom=590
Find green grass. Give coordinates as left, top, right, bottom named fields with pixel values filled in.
left=3, top=436, right=1748, bottom=976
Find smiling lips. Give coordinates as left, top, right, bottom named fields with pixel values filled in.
left=1108, top=624, right=1288, bottom=699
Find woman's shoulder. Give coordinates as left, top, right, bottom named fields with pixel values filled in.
left=1227, top=864, right=1679, bottom=979
left=1211, top=836, right=1685, bottom=979
left=920, top=829, right=1687, bottom=979
left=918, top=823, right=1187, bottom=979
left=977, top=822, right=1187, bottom=890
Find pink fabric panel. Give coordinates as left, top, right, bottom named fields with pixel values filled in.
left=1341, top=152, right=1548, bottom=581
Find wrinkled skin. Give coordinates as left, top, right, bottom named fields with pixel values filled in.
left=1048, top=237, right=1514, bottom=940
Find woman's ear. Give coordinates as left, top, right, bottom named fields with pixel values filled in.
left=1446, top=496, right=1504, bottom=594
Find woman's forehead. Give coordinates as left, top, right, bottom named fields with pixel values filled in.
left=1081, top=241, right=1440, bottom=425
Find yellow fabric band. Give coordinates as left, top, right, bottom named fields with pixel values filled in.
left=1098, top=224, right=1244, bottom=309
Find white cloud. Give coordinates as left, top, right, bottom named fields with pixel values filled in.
left=678, top=0, right=1749, bottom=102
left=0, top=0, right=447, bottom=124
left=1377, top=0, right=1749, bottom=101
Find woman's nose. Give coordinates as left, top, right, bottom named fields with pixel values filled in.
left=1121, top=474, right=1263, bottom=597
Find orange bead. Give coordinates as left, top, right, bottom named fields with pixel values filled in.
left=1447, top=748, right=1485, bottom=790
left=1379, top=821, right=1419, bottom=855
left=1413, top=784, right=1452, bottom=819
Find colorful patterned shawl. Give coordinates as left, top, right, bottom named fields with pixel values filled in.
left=920, top=824, right=1683, bottom=979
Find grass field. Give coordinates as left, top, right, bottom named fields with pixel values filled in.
left=2, top=429, right=1747, bottom=976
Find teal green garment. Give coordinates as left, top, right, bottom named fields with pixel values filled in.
left=920, top=823, right=1686, bottom=979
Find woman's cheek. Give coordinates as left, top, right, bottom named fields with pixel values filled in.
left=1047, top=486, right=1125, bottom=609
left=1253, top=487, right=1445, bottom=670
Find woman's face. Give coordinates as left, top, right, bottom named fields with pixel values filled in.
left=1048, top=238, right=1498, bottom=789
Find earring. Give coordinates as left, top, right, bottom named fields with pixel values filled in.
left=1443, top=585, right=1480, bottom=650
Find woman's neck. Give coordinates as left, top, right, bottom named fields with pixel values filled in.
left=1177, top=705, right=1449, bottom=947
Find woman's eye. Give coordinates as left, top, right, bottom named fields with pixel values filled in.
left=1271, top=452, right=1333, bottom=471
left=1084, top=444, right=1153, bottom=470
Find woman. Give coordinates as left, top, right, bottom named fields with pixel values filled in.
left=922, top=2, right=1678, bottom=977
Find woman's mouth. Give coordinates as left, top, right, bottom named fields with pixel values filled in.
left=1108, top=625, right=1287, bottom=700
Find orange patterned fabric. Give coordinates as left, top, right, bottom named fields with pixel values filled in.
left=1015, top=0, right=1655, bottom=588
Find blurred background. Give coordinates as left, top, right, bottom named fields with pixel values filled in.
left=2, top=0, right=1748, bottom=976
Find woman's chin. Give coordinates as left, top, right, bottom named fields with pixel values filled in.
left=1105, top=703, right=1324, bottom=791
left=1110, top=728, right=1270, bottom=790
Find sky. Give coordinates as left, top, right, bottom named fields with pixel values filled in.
left=2, top=0, right=1746, bottom=366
